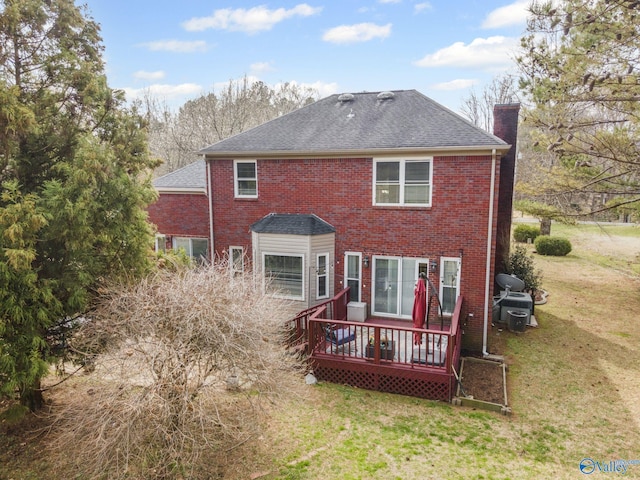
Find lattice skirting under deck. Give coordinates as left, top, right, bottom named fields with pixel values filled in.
left=313, top=363, right=452, bottom=401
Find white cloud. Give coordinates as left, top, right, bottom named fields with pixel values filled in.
left=414, top=2, right=432, bottom=13
left=379, top=0, right=401, bottom=4
left=182, top=4, right=322, bottom=34
left=307, top=81, right=339, bottom=98
left=250, top=62, right=274, bottom=74
left=133, top=70, right=165, bottom=81
left=322, top=23, right=392, bottom=44
left=122, top=83, right=203, bottom=101
left=210, top=77, right=336, bottom=99
left=482, top=0, right=530, bottom=29
left=209, top=76, right=262, bottom=92
left=413, top=36, right=518, bottom=69
left=139, top=40, right=208, bottom=53
left=277, top=80, right=339, bottom=98
left=431, top=78, right=478, bottom=91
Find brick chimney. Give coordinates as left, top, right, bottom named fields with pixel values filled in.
left=493, top=103, right=520, bottom=283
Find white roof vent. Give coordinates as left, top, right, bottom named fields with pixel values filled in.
left=338, top=93, right=355, bottom=102
left=377, top=91, right=395, bottom=100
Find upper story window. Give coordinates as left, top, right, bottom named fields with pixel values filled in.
left=234, top=160, right=257, bottom=198
left=373, top=158, right=432, bottom=206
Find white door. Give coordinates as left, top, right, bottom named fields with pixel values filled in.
left=439, top=257, right=461, bottom=315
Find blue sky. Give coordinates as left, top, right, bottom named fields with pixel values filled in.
left=82, top=0, right=531, bottom=113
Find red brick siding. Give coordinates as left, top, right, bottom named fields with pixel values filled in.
left=147, top=192, right=210, bottom=239
left=210, top=156, right=501, bottom=352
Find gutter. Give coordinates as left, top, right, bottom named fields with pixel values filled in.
left=201, top=144, right=511, bottom=161
left=154, top=187, right=207, bottom=195
left=483, top=149, right=497, bottom=357
left=206, top=159, right=215, bottom=261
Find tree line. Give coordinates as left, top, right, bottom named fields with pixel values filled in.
left=143, top=78, right=317, bottom=176
left=0, top=0, right=638, bottom=476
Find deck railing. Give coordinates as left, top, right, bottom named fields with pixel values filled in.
left=284, top=287, right=350, bottom=353
left=285, top=291, right=464, bottom=401
left=307, top=297, right=462, bottom=373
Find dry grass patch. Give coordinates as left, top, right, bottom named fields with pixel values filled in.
left=45, top=264, right=307, bottom=479
left=2, top=223, right=640, bottom=479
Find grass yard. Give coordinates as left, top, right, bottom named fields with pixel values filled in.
left=1, top=221, right=640, bottom=479
left=254, top=221, right=640, bottom=480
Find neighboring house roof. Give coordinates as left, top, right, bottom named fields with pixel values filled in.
left=153, top=160, right=206, bottom=193
left=200, top=90, right=510, bottom=158
left=250, top=213, right=336, bottom=236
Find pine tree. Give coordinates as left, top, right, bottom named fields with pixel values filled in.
left=0, top=0, right=158, bottom=410
left=517, top=0, right=640, bottom=219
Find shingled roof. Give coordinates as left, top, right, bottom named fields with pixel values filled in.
left=250, top=213, right=335, bottom=236
left=200, top=90, right=509, bottom=158
left=153, top=160, right=206, bottom=192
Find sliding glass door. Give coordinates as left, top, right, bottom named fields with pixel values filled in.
left=373, top=256, right=428, bottom=318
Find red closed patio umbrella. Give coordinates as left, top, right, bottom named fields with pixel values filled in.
left=412, top=274, right=427, bottom=345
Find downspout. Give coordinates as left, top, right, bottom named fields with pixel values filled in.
left=482, top=149, right=497, bottom=357
left=206, top=159, right=215, bottom=262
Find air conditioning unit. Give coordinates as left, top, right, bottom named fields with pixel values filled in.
left=499, top=292, right=533, bottom=325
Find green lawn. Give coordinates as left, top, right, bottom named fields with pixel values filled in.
left=1, top=221, right=639, bottom=479
left=253, top=221, right=640, bottom=480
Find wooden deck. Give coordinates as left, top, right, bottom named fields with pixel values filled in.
left=285, top=288, right=464, bottom=402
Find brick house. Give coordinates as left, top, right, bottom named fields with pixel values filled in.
left=149, top=90, right=519, bottom=354
left=148, top=159, right=210, bottom=262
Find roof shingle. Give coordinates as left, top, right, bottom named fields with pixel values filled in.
left=200, top=90, right=508, bottom=156
left=250, top=213, right=335, bottom=236
left=153, top=160, right=206, bottom=191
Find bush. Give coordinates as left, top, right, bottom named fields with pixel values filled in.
left=504, top=245, right=542, bottom=293
left=513, top=224, right=541, bottom=243
left=55, top=263, right=304, bottom=479
left=534, top=236, right=572, bottom=256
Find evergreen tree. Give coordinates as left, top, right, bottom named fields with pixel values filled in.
left=517, top=0, right=640, bottom=219
left=0, top=0, right=158, bottom=410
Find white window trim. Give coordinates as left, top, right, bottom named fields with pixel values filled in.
left=230, top=246, right=244, bottom=274
left=439, top=257, right=461, bottom=315
left=172, top=237, right=209, bottom=260
left=371, top=255, right=429, bottom=318
left=344, top=252, right=362, bottom=302
left=372, top=157, right=433, bottom=207
left=155, top=234, right=166, bottom=253
left=234, top=159, right=258, bottom=198
left=262, top=252, right=305, bottom=301
left=316, top=253, right=330, bottom=300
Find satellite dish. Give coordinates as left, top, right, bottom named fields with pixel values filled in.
left=495, top=273, right=525, bottom=292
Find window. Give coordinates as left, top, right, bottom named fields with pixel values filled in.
left=440, top=257, right=461, bottom=314
left=173, top=237, right=209, bottom=264
left=264, top=253, right=304, bottom=300
left=316, top=253, right=329, bottom=300
left=372, top=256, right=429, bottom=317
left=374, top=158, right=432, bottom=206
left=344, top=253, right=361, bottom=302
left=234, top=160, right=257, bottom=198
left=155, top=235, right=166, bottom=253
left=230, top=246, right=244, bottom=275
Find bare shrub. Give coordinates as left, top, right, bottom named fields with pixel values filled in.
left=50, top=262, right=304, bottom=479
